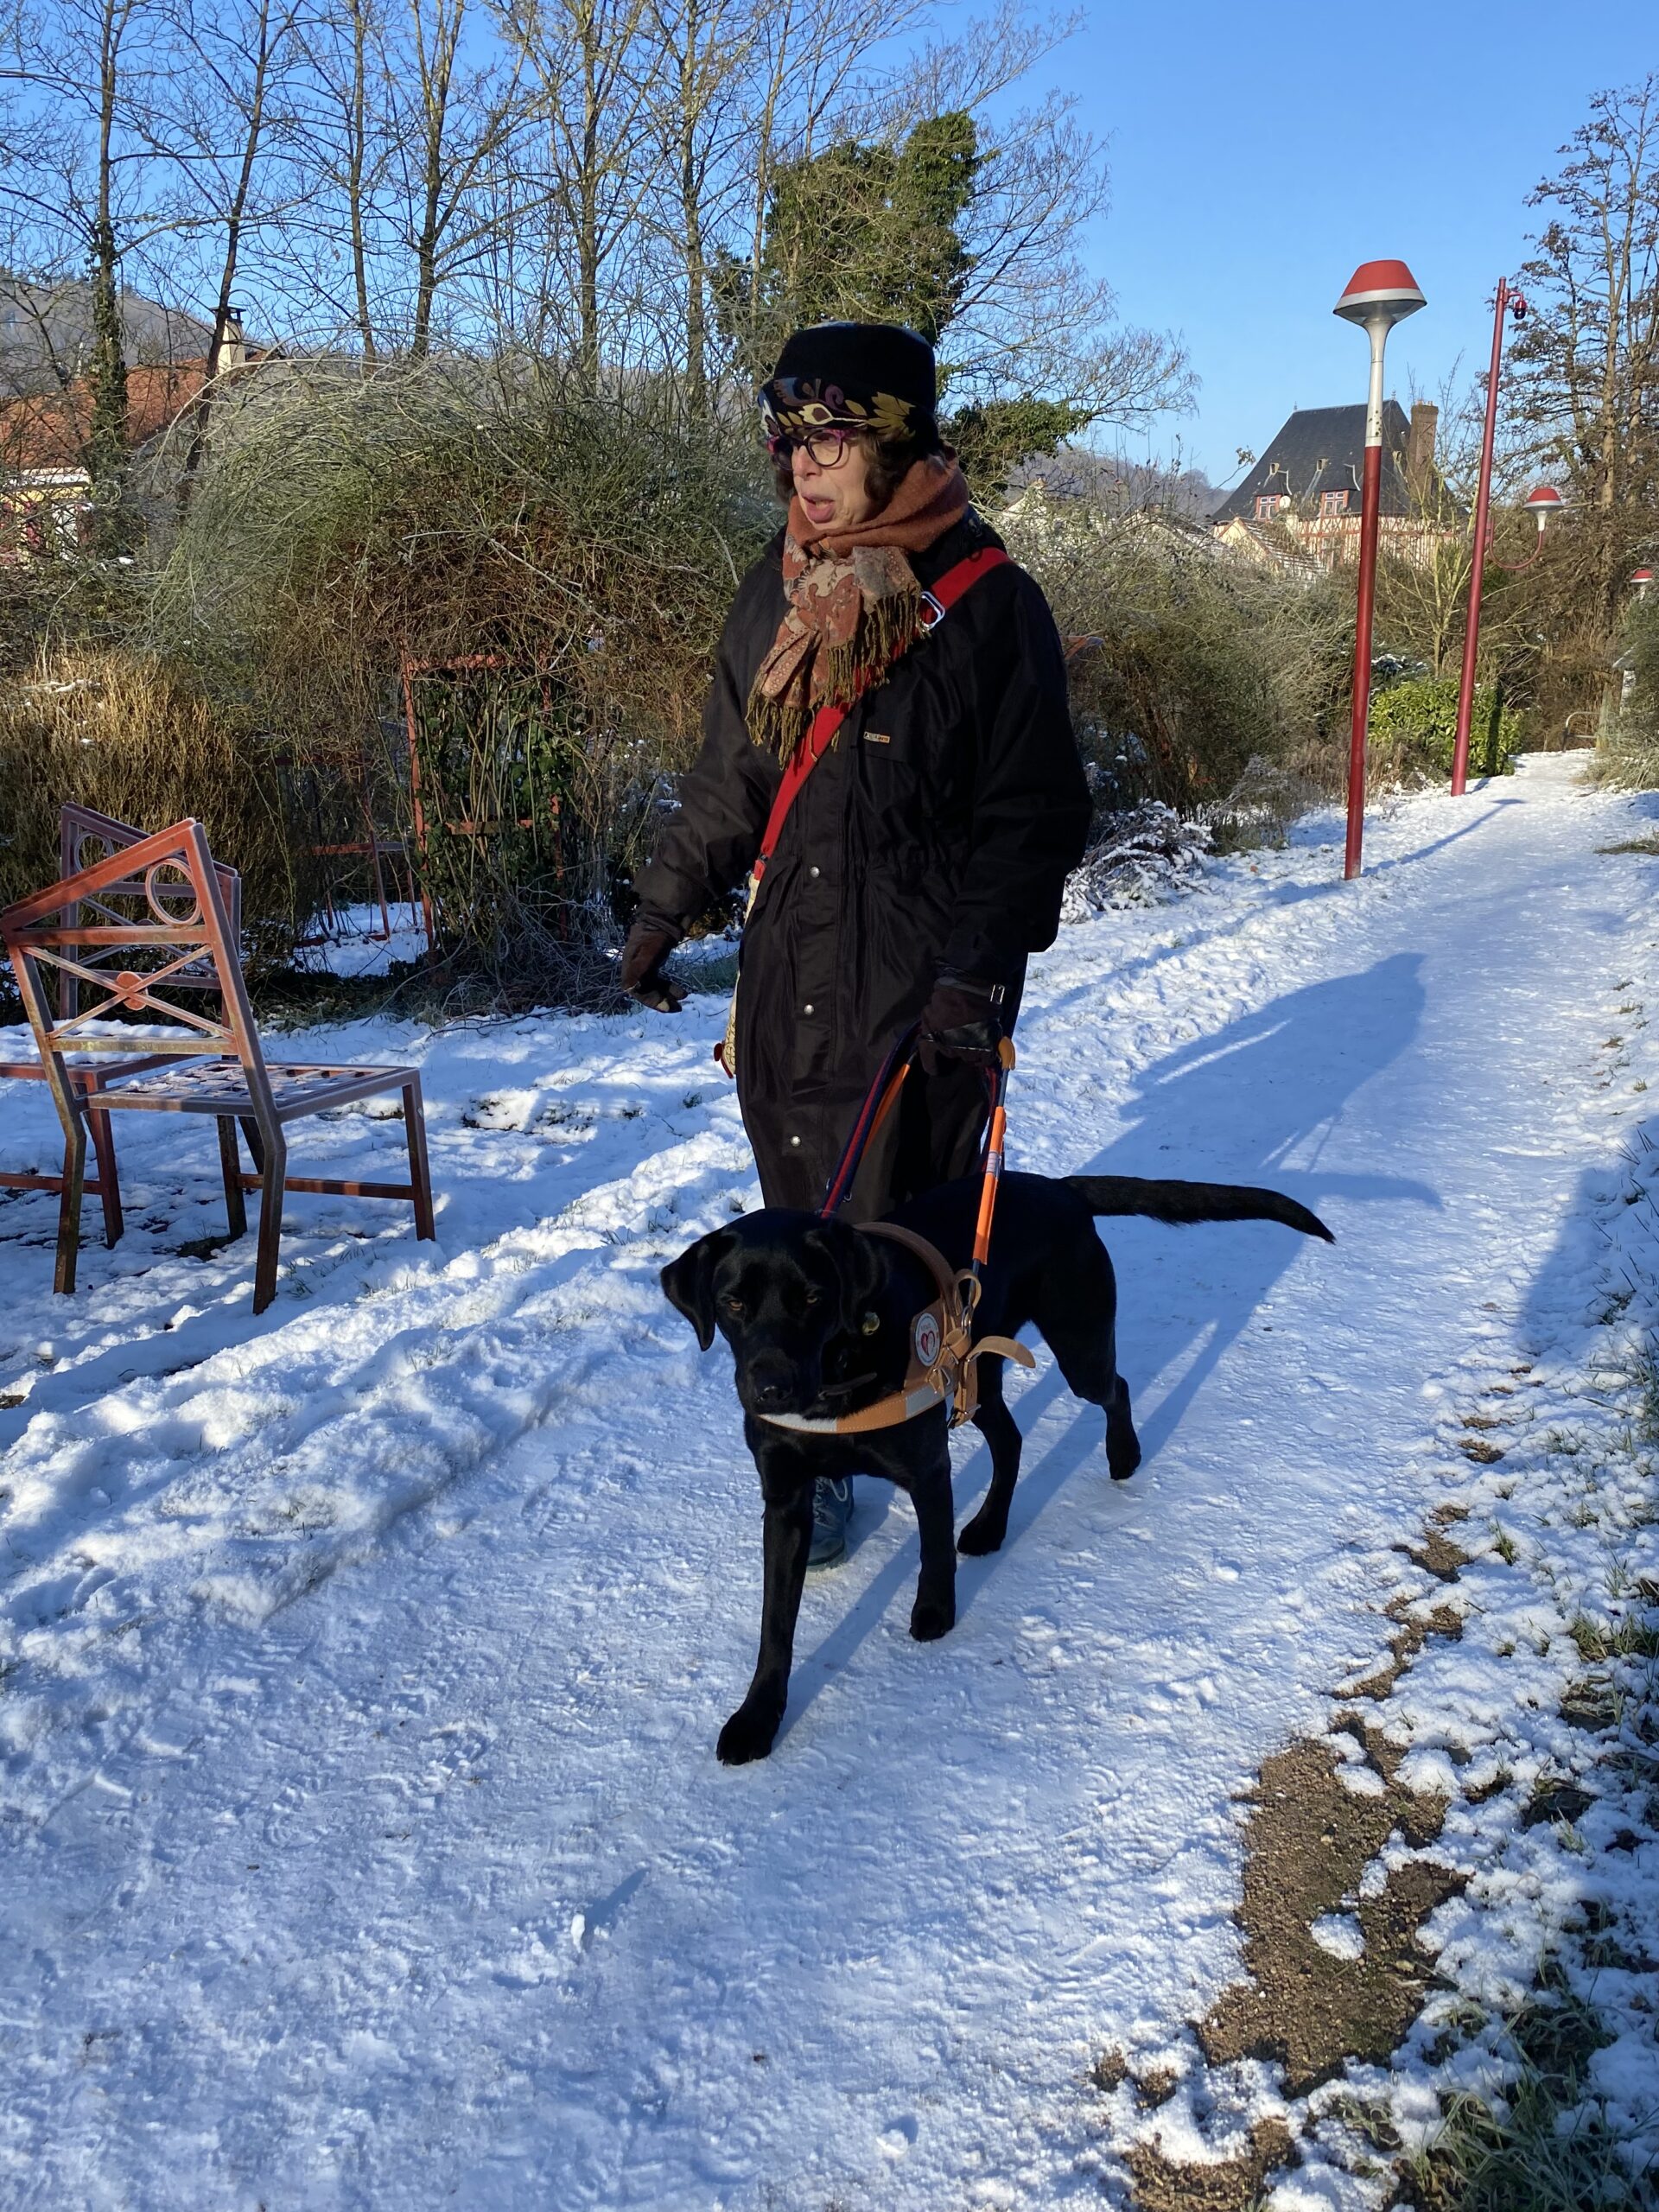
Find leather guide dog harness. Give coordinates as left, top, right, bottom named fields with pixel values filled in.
left=758, top=1033, right=1035, bottom=1437
left=715, top=545, right=1010, bottom=1078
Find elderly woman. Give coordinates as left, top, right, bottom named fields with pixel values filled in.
left=622, top=321, right=1090, bottom=1560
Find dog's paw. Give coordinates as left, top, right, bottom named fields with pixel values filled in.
left=909, top=1592, right=956, bottom=1642
left=956, top=1509, right=1007, bottom=1556
left=717, top=1701, right=782, bottom=1765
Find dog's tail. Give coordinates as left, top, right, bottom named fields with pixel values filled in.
left=1066, top=1174, right=1333, bottom=1243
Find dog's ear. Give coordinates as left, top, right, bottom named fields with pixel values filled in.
left=804, top=1220, right=887, bottom=1333
left=661, top=1229, right=734, bottom=1351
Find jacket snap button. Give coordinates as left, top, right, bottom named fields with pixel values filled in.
left=789, top=1134, right=801, bottom=1147
left=809, top=865, right=820, bottom=878
left=803, top=1002, right=814, bottom=1014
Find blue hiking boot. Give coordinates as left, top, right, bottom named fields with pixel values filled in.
left=808, top=1477, right=853, bottom=1569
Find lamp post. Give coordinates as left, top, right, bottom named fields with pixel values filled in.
left=1451, top=279, right=1528, bottom=796
left=1334, top=259, right=1427, bottom=878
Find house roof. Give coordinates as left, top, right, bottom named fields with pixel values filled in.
left=0, top=361, right=213, bottom=472
left=1211, top=402, right=1419, bottom=523
left=0, top=276, right=213, bottom=397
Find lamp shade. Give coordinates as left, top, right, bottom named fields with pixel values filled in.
left=1524, top=485, right=1567, bottom=516
left=1333, top=258, right=1427, bottom=327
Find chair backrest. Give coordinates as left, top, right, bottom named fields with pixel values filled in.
left=2, top=817, right=274, bottom=1117
left=56, top=804, right=242, bottom=1017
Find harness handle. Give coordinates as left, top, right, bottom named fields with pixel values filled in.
left=817, top=1023, right=920, bottom=1217
left=963, top=1036, right=1015, bottom=1332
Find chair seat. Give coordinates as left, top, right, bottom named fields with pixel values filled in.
left=0, top=1052, right=187, bottom=1089
left=80, top=1057, right=420, bottom=1120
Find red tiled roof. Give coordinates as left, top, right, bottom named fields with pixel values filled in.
left=0, top=359, right=214, bottom=470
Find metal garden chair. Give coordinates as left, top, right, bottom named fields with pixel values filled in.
left=2, top=816, right=435, bottom=1313
left=0, top=804, right=243, bottom=1247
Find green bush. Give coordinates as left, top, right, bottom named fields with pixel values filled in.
left=1369, top=674, right=1522, bottom=780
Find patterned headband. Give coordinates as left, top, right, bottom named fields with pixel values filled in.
left=758, top=375, right=920, bottom=445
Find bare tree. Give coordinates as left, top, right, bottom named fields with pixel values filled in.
left=495, top=0, right=657, bottom=391
left=397, top=0, right=529, bottom=356
left=1, top=0, right=182, bottom=543
left=289, top=0, right=388, bottom=355
left=1512, top=75, right=1659, bottom=635
left=640, top=0, right=752, bottom=416
left=170, top=0, right=304, bottom=498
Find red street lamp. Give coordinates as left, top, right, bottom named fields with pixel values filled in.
left=1524, top=485, right=1567, bottom=531
left=1632, top=567, right=1655, bottom=602
left=1334, top=258, right=1427, bottom=879
left=1451, top=279, right=1528, bottom=795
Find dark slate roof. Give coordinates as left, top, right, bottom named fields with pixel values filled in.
left=1212, top=401, right=1418, bottom=523
left=0, top=277, right=212, bottom=397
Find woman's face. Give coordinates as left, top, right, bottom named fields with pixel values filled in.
left=791, top=430, right=878, bottom=532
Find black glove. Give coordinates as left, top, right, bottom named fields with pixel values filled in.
left=620, top=918, right=685, bottom=1012
left=918, top=976, right=1007, bottom=1075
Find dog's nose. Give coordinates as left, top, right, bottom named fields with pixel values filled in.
left=747, top=1356, right=797, bottom=1412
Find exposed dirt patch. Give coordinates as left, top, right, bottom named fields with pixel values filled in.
left=1091, top=2047, right=1128, bottom=2093
left=1342, top=1601, right=1464, bottom=1702
left=1128, top=2118, right=1295, bottom=2212
left=1135, top=2064, right=1180, bottom=2109
left=1194, top=1739, right=1463, bottom=2096
left=1398, top=1527, right=1470, bottom=1582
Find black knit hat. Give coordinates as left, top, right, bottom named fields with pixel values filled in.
left=758, top=321, right=937, bottom=445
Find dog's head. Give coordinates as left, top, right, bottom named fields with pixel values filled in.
left=661, top=1210, right=895, bottom=1420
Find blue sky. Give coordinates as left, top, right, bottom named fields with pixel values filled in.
left=1034, top=0, right=1656, bottom=487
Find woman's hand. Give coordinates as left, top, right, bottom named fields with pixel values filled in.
left=620, top=919, right=685, bottom=1012
left=917, top=976, right=1006, bottom=1072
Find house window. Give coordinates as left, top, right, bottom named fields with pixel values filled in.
left=1319, top=489, right=1351, bottom=515
left=1253, top=493, right=1287, bottom=520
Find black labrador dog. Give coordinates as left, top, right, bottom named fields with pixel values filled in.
left=663, top=1172, right=1332, bottom=1764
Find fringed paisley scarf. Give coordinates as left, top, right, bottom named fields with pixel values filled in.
left=746, top=455, right=970, bottom=760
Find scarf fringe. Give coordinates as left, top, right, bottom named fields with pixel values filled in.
left=746, top=593, right=925, bottom=761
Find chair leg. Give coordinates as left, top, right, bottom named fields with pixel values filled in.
left=402, top=1079, right=436, bottom=1241
left=252, top=1128, right=288, bottom=1314
left=239, top=1116, right=265, bottom=1173
left=86, top=1108, right=124, bottom=1247
left=54, top=1118, right=87, bottom=1296
left=216, top=1116, right=248, bottom=1240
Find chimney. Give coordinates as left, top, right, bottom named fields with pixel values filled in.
left=211, top=310, right=246, bottom=378
left=1406, top=401, right=1437, bottom=505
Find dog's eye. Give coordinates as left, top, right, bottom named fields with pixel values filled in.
left=721, top=1295, right=744, bottom=1316
left=803, top=1287, right=822, bottom=1306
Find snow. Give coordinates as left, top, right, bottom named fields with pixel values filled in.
left=2, top=758, right=1656, bottom=2207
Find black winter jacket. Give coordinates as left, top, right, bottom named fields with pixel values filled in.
left=636, top=512, right=1090, bottom=1213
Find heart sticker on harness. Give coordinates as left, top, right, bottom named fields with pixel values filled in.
left=912, top=1309, right=942, bottom=1367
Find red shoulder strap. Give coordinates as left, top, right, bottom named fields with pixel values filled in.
left=752, top=546, right=1010, bottom=886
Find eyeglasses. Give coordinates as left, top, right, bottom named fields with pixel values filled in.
left=768, top=425, right=857, bottom=469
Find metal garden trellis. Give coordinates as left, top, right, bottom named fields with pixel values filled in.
left=399, top=654, right=573, bottom=959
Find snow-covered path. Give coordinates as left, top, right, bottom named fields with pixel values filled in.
left=2, top=761, right=1652, bottom=2210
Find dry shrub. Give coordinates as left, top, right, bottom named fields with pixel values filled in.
left=1589, top=598, right=1659, bottom=791
left=148, top=359, right=773, bottom=1001
left=0, top=650, right=329, bottom=961
left=1006, top=498, right=1351, bottom=818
